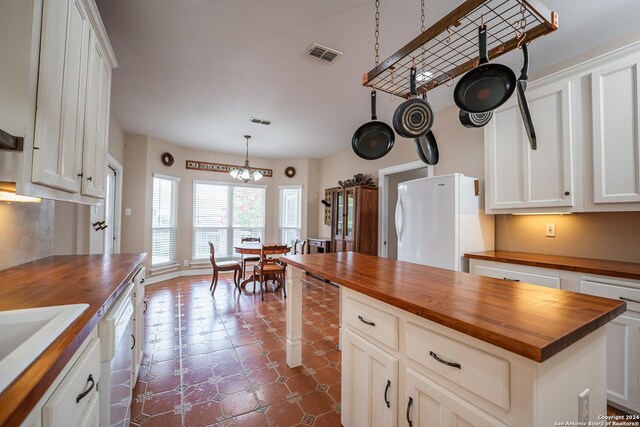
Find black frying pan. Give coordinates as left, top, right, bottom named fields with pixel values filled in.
left=459, top=109, right=493, bottom=128
left=454, top=24, right=516, bottom=113
left=516, top=43, right=537, bottom=150
left=392, top=67, right=434, bottom=138
left=414, top=131, right=439, bottom=166
left=352, top=91, right=395, bottom=160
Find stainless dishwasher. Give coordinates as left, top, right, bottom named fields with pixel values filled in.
left=98, top=283, right=134, bottom=427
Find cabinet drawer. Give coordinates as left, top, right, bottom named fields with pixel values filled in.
left=344, top=297, right=398, bottom=351
left=405, top=322, right=510, bottom=411
left=474, top=265, right=560, bottom=288
left=581, top=278, right=640, bottom=314
left=43, top=337, right=101, bottom=427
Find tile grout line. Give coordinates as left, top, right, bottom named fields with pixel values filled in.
left=177, top=282, right=185, bottom=426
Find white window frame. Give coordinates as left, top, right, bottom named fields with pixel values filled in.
left=151, top=173, right=180, bottom=269
left=192, top=179, right=267, bottom=262
left=278, top=185, right=303, bottom=246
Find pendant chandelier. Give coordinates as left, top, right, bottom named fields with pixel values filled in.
left=229, top=135, right=263, bottom=183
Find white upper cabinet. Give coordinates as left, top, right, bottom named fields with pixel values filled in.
left=81, top=31, right=111, bottom=198
left=591, top=56, right=640, bottom=205
left=0, top=0, right=116, bottom=204
left=485, top=79, right=577, bottom=212
left=32, top=0, right=90, bottom=193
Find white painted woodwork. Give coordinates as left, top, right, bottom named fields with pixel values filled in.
left=131, top=267, right=145, bottom=386
left=285, top=265, right=302, bottom=367
left=405, top=322, right=510, bottom=411
left=81, top=30, right=111, bottom=198
left=342, top=329, right=398, bottom=427
left=485, top=79, right=575, bottom=212
left=343, top=296, right=399, bottom=351
left=42, top=337, right=100, bottom=426
left=75, top=392, right=99, bottom=427
left=591, top=55, right=640, bottom=204
left=404, top=368, right=506, bottom=427
left=581, top=276, right=640, bottom=412
left=32, top=0, right=89, bottom=193
left=472, top=265, right=560, bottom=289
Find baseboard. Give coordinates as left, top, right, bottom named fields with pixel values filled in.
left=144, top=268, right=214, bottom=285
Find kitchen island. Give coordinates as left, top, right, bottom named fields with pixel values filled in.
left=280, top=252, right=626, bottom=426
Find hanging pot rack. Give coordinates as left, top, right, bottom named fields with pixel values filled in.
left=362, top=0, right=558, bottom=98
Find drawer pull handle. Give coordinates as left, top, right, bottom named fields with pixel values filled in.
left=406, top=396, right=413, bottom=427
left=429, top=351, right=462, bottom=369
left=76, top=374, right=95, bottom=403
left=384, top=379, right=391, bottom=408
left=503, top=277, right=520, bottom=282
left=620, top=296, right=640, bottom=304
left=143, top=300, right=147, bottom=314
left=131, top=333, right=136, bottom=350
left=358, top=315, right=375, bottom=327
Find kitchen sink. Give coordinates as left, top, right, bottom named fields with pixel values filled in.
left=0, top=304, right=89, bottom=393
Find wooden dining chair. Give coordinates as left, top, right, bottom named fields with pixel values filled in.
left=208, top=242, right=242, bottom=296
left=253, top=244, right=288, bottom=301
left=293, top=239, right=307, bottom=255
left=240, top=236, right=261, bottom=278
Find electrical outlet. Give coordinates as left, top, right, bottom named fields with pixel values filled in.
left=546, top=223, right=556, bottom=237
left=578, top=388, right=589, bottom=422
left=125, top=208, right=132, bottom=216
left=183, top=260, right=189, bottom=267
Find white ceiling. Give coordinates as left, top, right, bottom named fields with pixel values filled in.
left=96, top=0, right=640, bottom=159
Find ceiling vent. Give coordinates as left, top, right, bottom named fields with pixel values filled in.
left=307, top=43, right=343, bottom=63
left=250, top=117, right=272, bottom=125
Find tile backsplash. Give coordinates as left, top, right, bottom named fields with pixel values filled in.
left=0, top=200, right=53, bottom=271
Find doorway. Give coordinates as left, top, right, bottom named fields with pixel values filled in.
left=378, top=161, right=433, bottom=259
left=104, top=155, right=123, bottom=253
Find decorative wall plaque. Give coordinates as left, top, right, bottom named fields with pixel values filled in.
left=185, top=160, right=273, bottom=177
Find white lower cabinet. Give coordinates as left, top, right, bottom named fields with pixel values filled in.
left=341, top=287, right=608, bottom=427
left=131, top=267, right=146, bottom=386
left=404, top=368, right=505, bottom=427
left=581, top=276, right=640, bottom=413
left=342, top=328, right=398, bottom=427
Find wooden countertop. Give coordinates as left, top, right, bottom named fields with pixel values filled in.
left=464, top=250, right=640, bottom=281
left=280, top=252, right=625, bottom=363
left=0, top=254, right=146, bottom=427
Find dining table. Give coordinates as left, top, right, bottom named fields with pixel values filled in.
left=233, top=243, right=291, bottom=290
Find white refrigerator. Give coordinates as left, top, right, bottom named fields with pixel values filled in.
left=396, top=174, right=494, bottom=272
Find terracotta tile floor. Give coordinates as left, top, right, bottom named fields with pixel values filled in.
left=131, top=274, right=342, bottom=427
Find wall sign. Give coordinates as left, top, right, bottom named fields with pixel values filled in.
left=185, top=160, right=273, bottom=177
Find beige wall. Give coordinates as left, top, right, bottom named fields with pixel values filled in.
left=107, top=113, right=125, bottom=165
left=121, top=135, right=316, bottom=273
left=0, top=200, right=54, bottom=271
left=496, top=213, right=640, bottom=263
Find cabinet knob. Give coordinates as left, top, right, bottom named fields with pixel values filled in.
left=87, top=176, right=93, bottom=182
left=564, top=191, right=570, bottom=196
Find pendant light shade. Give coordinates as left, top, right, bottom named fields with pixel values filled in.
left=230, top=135, right=263, bottom=183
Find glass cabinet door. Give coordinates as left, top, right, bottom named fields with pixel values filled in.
left=346, top=188, right=355, bottom=239
left=336, top=191, right=344, bottom=237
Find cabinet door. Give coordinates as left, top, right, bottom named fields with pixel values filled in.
left=81, top=31, right=111, bottom=198
left=485, top=80, right=575, bottom=211
left=345, top=187, right=356, bottom=251
left=592, top=57, right=640, bottom=204
left=342, top=329, right=398, bottom=427
left=333, top=190, right=345, bottom=252
left=32, top=0, right=89, bottom=193
left=404, top=368, right=506, bottom=427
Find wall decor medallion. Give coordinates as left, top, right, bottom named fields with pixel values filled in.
left=284, top=166, right=296, bottom=178
left=161, top=152, right=175, bottom=166
left=186, top=160, right=273, bottom=177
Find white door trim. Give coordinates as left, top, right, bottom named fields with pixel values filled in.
left=377, top=161, right=433, bottom=258
left=107, top=154, right=123, bottom=253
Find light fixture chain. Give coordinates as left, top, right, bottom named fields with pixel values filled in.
left=420, top=0, right=426, bottom=65
left=374, top=0, right=380, bottom=66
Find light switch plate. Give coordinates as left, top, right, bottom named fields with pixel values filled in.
left=125, top=208, right=132, bottom=216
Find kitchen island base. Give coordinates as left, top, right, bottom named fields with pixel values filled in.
left=281, top=254, right=617, bottom=426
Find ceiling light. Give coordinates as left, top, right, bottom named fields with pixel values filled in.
left=229, top=135, right=263, bottom=183
left=417, top=71, right=434, bottom=82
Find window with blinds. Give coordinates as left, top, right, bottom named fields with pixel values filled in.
left=152, top=174, right=180, bottom=267
left=278, top=185, right=302, bottom=245
left=193, top=180, right=266, bottom=261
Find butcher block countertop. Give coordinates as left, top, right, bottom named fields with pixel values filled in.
left=464, top=250, right=640, bottom=281
left=280, top=252, right=625, bottom=363
left=0, top=254, right=146, bottom=427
